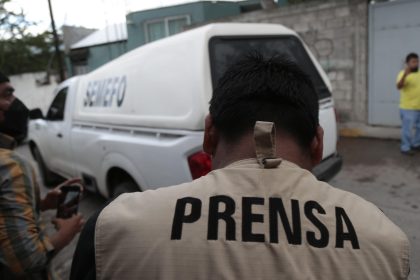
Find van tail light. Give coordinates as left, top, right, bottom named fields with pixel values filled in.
left=188, top=151, right=212, bottom=180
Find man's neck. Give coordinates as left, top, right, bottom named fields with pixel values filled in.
left=211, top=135, right=312, bottom=171
left=0, top=133, right=16, bottom=150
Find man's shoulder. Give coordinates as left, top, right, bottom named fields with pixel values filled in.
left=111, top=176, right=206, bottom=201
left=98, top=176, right=210, bottom=220
left=321, top=181, right=385, bottom=215
left=0, top=148, right=31, bottom=175
left=320, top=182, right=409, bottom=277
left=397, top=70, right=420, bottom=82
left=322, top=181, right=407, bottom=240
left=411, top=72, right=420, bottom=81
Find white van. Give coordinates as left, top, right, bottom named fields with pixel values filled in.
left=28, top=23, right=342, bottom=198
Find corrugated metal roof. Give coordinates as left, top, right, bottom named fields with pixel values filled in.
left=71, top=23, right=127, bottom=49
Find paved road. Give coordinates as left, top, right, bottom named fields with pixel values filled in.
left=15, top=137, right=420, bottom=279
left=330, top=137, right=420, bottom=280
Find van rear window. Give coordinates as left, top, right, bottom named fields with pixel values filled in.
left=209, top=36, right=331, bottom=100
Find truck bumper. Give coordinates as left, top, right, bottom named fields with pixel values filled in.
left=312, top=153, right=343, bottom=182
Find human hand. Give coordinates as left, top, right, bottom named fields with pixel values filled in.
left=404, top=65, right=412, bottom=75
left=50, top=214, right=85, bottom=251
left=40, top=178, right=84, bottom=211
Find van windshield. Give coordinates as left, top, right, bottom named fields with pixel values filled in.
left=209, top=36, right=331, bottom=100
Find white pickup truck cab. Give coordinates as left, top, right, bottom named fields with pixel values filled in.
left=28, top=23, right=342, bottom=198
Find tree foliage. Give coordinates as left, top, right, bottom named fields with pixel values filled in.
left=0, top=0, right=58, bottom=75
left=0, top=0, right=33, bottom=39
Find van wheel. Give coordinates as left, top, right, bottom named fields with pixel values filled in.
left=32, top=146, right=63, bottom=187
left=111, top=181, right=139, bottom=199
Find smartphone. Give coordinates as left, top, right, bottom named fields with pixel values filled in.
left=56, top=185, right=81, bottom=219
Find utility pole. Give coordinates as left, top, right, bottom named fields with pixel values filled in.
left=47, top=0, right=65, bottom=82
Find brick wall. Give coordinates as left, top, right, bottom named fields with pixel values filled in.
left=219, top=0, right=368, bottom=123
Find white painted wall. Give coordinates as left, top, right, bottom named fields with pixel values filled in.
left=9, top=72, right=59, bottom=114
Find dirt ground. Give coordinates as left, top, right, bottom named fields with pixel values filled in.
left=15, top=137, right=420, bottom=279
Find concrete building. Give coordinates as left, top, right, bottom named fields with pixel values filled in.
left=62, top=25, right=97, bottom=77
left=68, top=23, right=128, bottom=76
left=126, top=1, right=248, bottom=50
left=205, top=0, right=420, bottom=138
left=68, top=0, right=261, bottom=75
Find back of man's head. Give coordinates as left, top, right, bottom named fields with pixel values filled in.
left=209, top=53, right=319, bottom=151
left=0, top=71, right=10, bottom=84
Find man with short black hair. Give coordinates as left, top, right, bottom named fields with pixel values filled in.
left=396, top=52, right=420, bottom=155
left=73, top=54, right=409, bottom=280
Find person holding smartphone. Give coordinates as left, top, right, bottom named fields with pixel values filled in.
left=0, top=71, right=84, bottom=280
left=396, top=52, right=420, bottom=155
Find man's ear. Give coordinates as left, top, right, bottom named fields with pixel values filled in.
left=203, top=114, right=219, bottom=156
left=310, top=125, right=324, bottom=166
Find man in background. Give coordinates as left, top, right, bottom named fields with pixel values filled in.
left=396, top=52, right=420, bottom=155
left=0, top=71, right=84, bottom=279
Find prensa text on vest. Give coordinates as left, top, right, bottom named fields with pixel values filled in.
left=171, top=196, right=360, bottom=250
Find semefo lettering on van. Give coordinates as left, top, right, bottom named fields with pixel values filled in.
left=84, top=76, right=126, bottom=107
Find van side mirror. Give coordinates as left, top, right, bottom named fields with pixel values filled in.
left=29, top=108, right=44, bottom=120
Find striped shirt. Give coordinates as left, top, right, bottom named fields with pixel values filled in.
left=0, top=134, right=54, bottom=279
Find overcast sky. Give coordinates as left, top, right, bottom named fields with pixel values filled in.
left=5, top=0, right=243, bottom=33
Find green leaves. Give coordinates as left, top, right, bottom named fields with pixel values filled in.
left=0, top=0, right=35, bottom=40
left=0, top=32, right=57, bottom=75
left=0, top=1, right=59, bottom=75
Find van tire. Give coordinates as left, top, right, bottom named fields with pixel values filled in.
left=111, top=181, right=139, bottom=199
left=33, top=146, right=62, bottom=187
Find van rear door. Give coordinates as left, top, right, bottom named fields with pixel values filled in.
left=208, top=36, right=337, bottom=160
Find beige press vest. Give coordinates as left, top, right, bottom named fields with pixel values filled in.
left=95, top=122, right=410, bottom=280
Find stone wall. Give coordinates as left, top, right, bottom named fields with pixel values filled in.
left=219, top=0, right=368, bottom=123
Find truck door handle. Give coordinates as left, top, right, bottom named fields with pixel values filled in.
left=57, top=133, right=63, bottom=138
